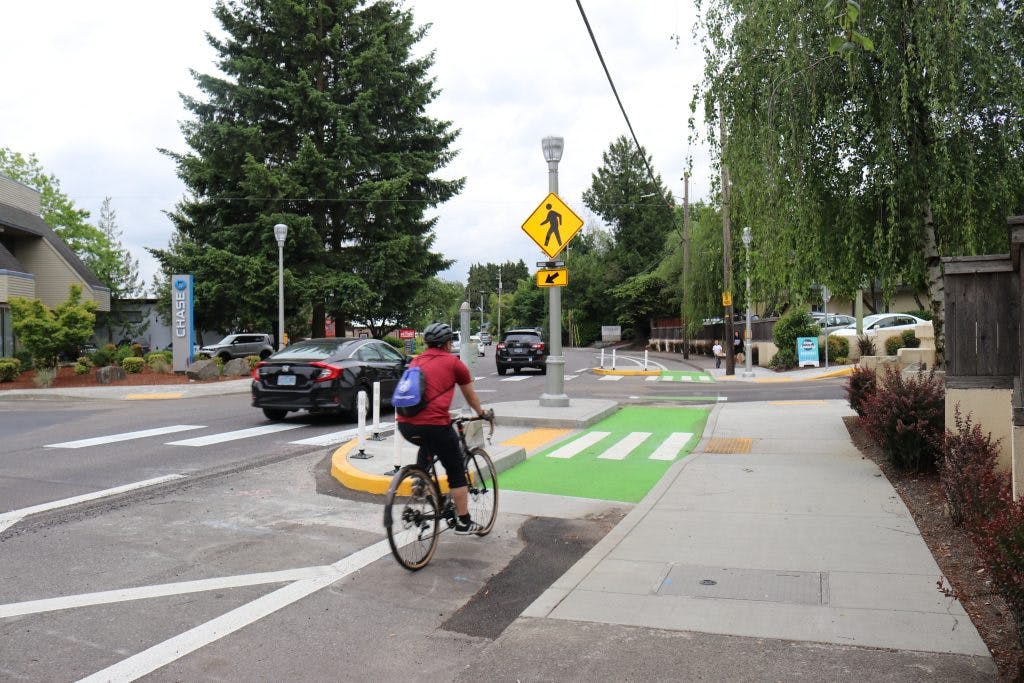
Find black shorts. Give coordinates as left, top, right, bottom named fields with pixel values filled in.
left=397, top=422, right=467, bottom=488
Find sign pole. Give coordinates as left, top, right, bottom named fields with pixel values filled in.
left=540, top=136, right=569, bottom=407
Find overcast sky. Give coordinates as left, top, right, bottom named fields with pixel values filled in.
left=2, top=1, right=712, bottom=294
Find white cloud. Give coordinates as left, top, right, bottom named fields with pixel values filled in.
left=1, top=0, right=713, bottom=294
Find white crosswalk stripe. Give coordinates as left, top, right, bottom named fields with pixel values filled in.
left=597, top=432, right=652, bottom=460
left=598, top=375, right=624, bottom=381
left=649, top=432, right=694, bottom=461
left=166, top=424, right=303, bottom=447
left=288, top=422, right=395, bottom=446
left=45, top=425, right=206, bottom=449
left=499, top=375, right=531, bottom=382
left=564, top=374, right=579, bottom=381
left=547, top=431, right=611, bottom=459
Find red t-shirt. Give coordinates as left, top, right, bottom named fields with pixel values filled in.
left=396, top=347, right=472, bottom=426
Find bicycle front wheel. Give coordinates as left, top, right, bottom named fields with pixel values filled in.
left=384, top=465, right=441, bottom=571
left=464, top=448, right=498, bottom=535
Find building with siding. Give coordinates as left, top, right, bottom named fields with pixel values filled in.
left=0, top=173, right=110, bottom=357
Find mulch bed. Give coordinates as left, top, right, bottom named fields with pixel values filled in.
left=0, top=366, right=237, bottom=391
left=844, top=415, right=1024, bottom=680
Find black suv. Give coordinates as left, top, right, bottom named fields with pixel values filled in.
left=496, top=328, right=548, bottom=375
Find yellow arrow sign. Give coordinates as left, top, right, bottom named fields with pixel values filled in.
left=536, top=268, right=568, bottom=288
left=522, top=192, right=584, bottom=259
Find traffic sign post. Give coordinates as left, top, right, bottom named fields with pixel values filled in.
left=536, top=268, right=568, bottom=287
left=522, top=192, right=584, bottom=259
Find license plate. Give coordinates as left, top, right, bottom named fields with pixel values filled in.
left=277, top=374, right=296, bottom=386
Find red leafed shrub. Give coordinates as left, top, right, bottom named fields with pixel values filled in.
left=860, top=365, right=945, bottom=472
left=844, top=365, right=877, bottom=416
left=972, top=494, right=1024, bottom=637
left=941, top=406, right=1009, bottom=527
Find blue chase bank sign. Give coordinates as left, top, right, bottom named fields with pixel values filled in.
left=171, top=275, right=195, bottom=372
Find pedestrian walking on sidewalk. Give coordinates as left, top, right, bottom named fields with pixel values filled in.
left=712, top=339, right=724, bottom=369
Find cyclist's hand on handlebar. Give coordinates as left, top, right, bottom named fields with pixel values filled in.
left=478, top=408, right=494, bottom=421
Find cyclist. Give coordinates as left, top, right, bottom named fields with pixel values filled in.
left=396, top=322, right=492, bottom=535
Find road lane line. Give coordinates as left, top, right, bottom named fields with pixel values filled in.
left=598, top=375, right=623, bottom=381
left=597, top=432, right=652, bottom=460
left=166, top=423, right=302, bottom=446
left=547, top=431, right=611, bottom=459
left=649, top=432, right=694, bottom=461
left=44, top=425, right=206, bottom=449
left=77, top=539, right=394, bottom=682
left=289, top=423, right=395, bottom=446
left=499, top=375, right=531, bottom=382
left=0, top=475, right=185, bottom=531
left=0, top=566, right=338, bottom=619
left=564, top=374, right=579, bottom=381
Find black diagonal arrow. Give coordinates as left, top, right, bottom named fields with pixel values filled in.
left=545, top=272, right=560, bottom=284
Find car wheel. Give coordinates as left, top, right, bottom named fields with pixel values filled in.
left=260, top=350, right=271, bottom=359
left=513, top=367, right=520, bottom=375
left=218, top=352, right=232, bottom=363
left=497, top=365, right=507, bottom=376
left=539, top=365, right=547, bottom=375
left=262, top=408, right=288, bottom=421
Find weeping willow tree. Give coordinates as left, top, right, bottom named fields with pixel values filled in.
left=693, top=0, right=1024, bottom=366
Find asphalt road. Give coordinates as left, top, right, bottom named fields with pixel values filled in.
left=0, top=347, right=846, bottom=681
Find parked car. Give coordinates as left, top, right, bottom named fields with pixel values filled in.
left=200, top=333, right=275, bottom=362
left=496, top=328, right=548, bottom=375
left=450, top=331, right=462, bottom=355
left=479, top=332, right=492, bottom=346
left=812, top=313, right=856, bottom=330
left=829, top=313, right=928, bottom=340
left=250, top=337, right=408, bottom=421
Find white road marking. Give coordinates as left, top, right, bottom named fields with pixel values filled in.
left=77, top=539, right=394, bottom=682
left=0, top=566, right=339, bottom=618
left=645, top=376, right=659, bottom=382
left=598, top=375, right=623, bottom=381
left=598, top=432, right=652, bottom=460
left=0, top=475, right=185, bottom=532
left=547, top=431, right=611, bottom=459
left=166, top=423, right=303, bottom=446
left=499, top=375, right=531, bottom=382
left=649, top=432, right=694, bottom=461
left=44, top=425, right=206, bottom=449
left=474, top=376, right=487, bottom=380
left=574, top=367, right=591, bottom=373
left=474, top=389, right=497, bottom=393
left=289, top=422, right=394, bottom=446
left=564, top=375, right=579, bottom=381
left=699, top=375, right=712, bottom=382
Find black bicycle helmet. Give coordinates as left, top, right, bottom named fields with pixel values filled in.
left=423, top=322, right=454, bottom=347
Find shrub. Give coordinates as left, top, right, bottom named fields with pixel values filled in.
left=900, top=330, right=921, bottom=348
left=971, top=494, right=1024, bottom=637
left=32, top=367, right=56, bottom=388
left=771, top=310, right=820, bottom=369
left=91, top=344, right=117, bottom=367
left=122, top=357, right=145, bottom=373
left=382, top=335, right=403, bottom=350
left=114, top=345, right=136, bottom=365
left=245, top=354, right=262, bottom=370
left=845, top=366, right=877, bottom=417
left=74, top=362, right=91, bottom=375
left=770, top=347, right=797, bottom=370
left=834, top=355, right=848, bottom=364
left=0, top=357, right=22, bottom=382
left=821, top=335, right=848, bottom=362
left=884, top=334, right=904, bottom=356
left=76, top=355, right=94, bottom=368
left=145, top=350, right=172, bottom=365
left=860, top=365, right=945, bottom=472
left=149, top=355, right=172, bottom=374
left=856, top=335, right=876, bottom=357
left=905, top=309, right=933, bottom=321
left=941, top=406, right=1009, bottom=528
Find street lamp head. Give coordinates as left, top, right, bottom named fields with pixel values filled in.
left=541, top=136, right=564, bottom=163
left=742, top=225, right=752, bottom=247
left=273, top=223, right=288, bottom=247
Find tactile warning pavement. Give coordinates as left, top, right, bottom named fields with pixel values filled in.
left=703, top=437, right=753, bottom=454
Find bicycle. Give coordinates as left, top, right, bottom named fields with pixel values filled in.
left=383, top=413, right=499, bottom=571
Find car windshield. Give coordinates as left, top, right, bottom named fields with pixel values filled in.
left=269, top=339, right=357, bottom=361
left=504, top=334, right=540, bottom=343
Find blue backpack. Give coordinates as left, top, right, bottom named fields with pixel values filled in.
left=392, top=365, right=430, bottom=417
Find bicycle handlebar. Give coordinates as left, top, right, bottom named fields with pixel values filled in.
left=452, top=410, right=495, bottom=438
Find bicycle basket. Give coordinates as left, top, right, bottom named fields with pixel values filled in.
left=463, top=420, right=485, bottom=450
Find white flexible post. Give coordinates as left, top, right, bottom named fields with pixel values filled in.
left=372, top=381, right=381, bottom=430
left=644, top=349, right=649, bottom=370
left=393, top=421, right=401, bottom=470
left=600, top=348, right=605, bottom=369
left=356, top=390, right=367, bottom=455
left=612, top=348, right=617, bottom=370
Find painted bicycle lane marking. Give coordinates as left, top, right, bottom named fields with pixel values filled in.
left=500, top=406, right=709, bottom=503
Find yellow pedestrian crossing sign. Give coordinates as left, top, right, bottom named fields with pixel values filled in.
left=522, top=192, right=584, bottom=259
left=536, top=268, right=568, bottom=287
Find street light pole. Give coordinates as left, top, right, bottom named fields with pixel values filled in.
left=540, top=135, right=569, bottom=407
left=497, top=267, right=502, bottom=340
left=742, top=226, right=754, bottom=378
left=273, top=223, right=288, bottom=351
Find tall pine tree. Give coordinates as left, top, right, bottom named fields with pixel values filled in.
left=152, top=0, right=462, bottom=338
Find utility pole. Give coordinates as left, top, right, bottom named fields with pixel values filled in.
left=720, top=106, right=736, bottom=375
left=681, top=172, right=691, bottom=359
left=497, top=267, right=502, bottom=339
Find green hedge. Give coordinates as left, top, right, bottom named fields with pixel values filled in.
left=0, top=357, right=22, bottom=382
left=122, top=357, right=145, bottom=373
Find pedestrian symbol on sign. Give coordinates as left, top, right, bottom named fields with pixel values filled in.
left=541, top=204, right=562, bottom=247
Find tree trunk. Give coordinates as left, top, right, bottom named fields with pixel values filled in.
left=922, top=200, right=945, bottom=368
left=312, top=302, right=326, bottom=338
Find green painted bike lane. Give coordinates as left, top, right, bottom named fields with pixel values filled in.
left=500, top=406, right=710, bottom=503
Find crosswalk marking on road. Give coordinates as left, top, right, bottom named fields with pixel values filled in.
left=598, top=432, right=652, bottom=460
left=45, top=425, right=206, bottom=449
left=288, top=422, right=395, bottom=447
left=499, top=375, right=531, bottom=382
left=649, top=432, right=694, bottom=460
left=598, top=375, right=624, bottom=381
left=564, top=374, right=579, bottom=381
left=547, top=431, right=612, bottom=459
left=166, top=423, right=303, bottom=447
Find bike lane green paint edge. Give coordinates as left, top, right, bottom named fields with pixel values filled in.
left=658, top=370, right=715, bottom=383
left=500, top=406, right=710, bottom=503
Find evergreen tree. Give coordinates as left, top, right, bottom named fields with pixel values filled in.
left=91, top=197, right=143, bottom=299
left=152, top=0, right=462, bottom=338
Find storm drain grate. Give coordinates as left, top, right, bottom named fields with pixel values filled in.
left=703, top=437, right=753, bottom=454
left=658, top=565, right=826, bottom=605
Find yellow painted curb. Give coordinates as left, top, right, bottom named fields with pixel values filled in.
left=813, top=366, right=854, bottom=379
left=500, top=428, right=571, bottom=452
left=125, top=392, right=184, bottom=400
left=591, top=368, right=661, bottom=376
left=330, top=439, right=452, bottom=495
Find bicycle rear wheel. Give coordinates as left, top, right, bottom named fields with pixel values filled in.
left=384, top=466, right=441, bottom=570
left=464, top=448, right=498, bottom=535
